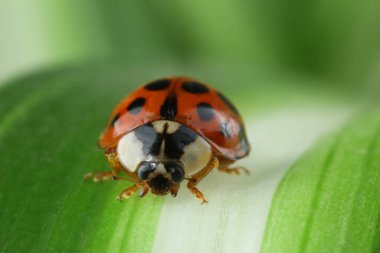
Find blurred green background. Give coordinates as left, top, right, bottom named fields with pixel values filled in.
left=1, top=0, right=380, bottom=95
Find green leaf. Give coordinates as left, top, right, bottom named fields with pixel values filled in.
left=0, top=64, right=363, bottom=252
left=261, top=108, right=380, bottom=252
left=150, top=107, right=354, bottom=253
left=0, top=68, right=165, bottom=252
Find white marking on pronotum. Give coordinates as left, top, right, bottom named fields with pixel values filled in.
left=155, top=163, right=167, bottom=174
left=152, top=120, right=180, bottom=134
left=154, top=120, right=212, bottom=176
left=117, top=119, right=213, bottom=177
left=117, top=132, right=145, bottom=172
left=180, top=136, right=212, bottom=177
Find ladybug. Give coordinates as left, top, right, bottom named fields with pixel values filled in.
left=85, top=77, right=250, bottom=204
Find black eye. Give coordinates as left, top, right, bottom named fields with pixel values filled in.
left=165, top=162, right=185, bottom=182
left=138, top=162, right=157, bottom=180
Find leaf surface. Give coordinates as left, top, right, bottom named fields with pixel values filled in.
left=261, top=109, right=380, bottom=252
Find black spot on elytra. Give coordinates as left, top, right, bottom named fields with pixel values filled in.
left=144, top=79, right=170, bottom=90
left=160, top=95, right=177, bottom=120
left=165, top=125, right=197, bottom=159
left=182, top=81, right=209, bottom=94
left=134, top=123, right=162, bottom=156
left=197, top=103, right=215, bottom=121
left=110, top=113, right=120, bottom=127
left=217, top=92, right=239, bottom=115
left=220, top=121, right=233, bottom=138
left=127, top=97, right=146, bottom=115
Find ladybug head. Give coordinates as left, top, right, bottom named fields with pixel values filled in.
left=137, top=161, right=185, bottom=196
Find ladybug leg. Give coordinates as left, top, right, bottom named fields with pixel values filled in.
left=187, top=156, right=219, bottom=204
left=84, top=151, right=124, bottom=182
left=107, top=154, right=146, bottom=200
left=106, top=151, right=143, bottom=183
left=117, top=184, right=139, bottom=201
left=139, top=182, right=150, bottom=198
left=84, top=150, right=140, bottom=183
left=169, top=182, right=180, bottom=197
left=84, top=171, right=114, bottom=182
left=113, top=175, right=146, bottom=201
left=218, top=166, right=250, bottom=175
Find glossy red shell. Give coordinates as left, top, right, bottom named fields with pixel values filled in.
left=99, top=77, right=250, bottom=160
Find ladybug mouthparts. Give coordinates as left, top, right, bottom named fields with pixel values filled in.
left=147, top=173, right=172, bottom=196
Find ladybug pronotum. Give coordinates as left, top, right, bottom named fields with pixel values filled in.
left=85, top=77, right=250, bottom=204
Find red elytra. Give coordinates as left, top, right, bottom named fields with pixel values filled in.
left=98, top=77, right=250, bottom=160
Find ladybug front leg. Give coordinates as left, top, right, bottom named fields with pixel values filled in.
left=112, top=175, right=148, bottom=201
left=107, top=152, right=149, bottom=200
left=187, top=155, right=219, bottom=204
left=84, top=150, right=140, bottom=182
left=84, top=171, right=114, bottom=182
left=84, top=150, right=124, bottom=182
left=218, top=166, right=250, bottom=175
left=117, top=184, right=139, bottom=201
